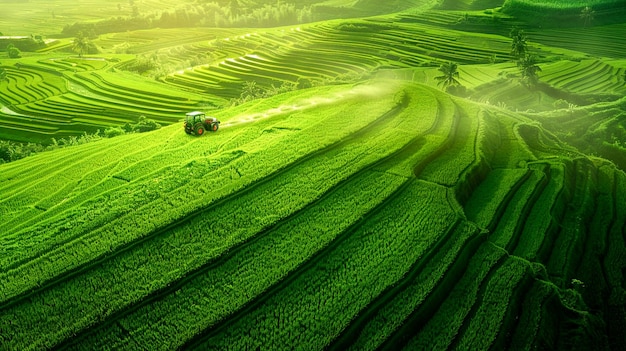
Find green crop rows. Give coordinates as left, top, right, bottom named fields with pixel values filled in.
left=0, top=57, right=214, bottom=142
left=2, top=77, right=625, bottom=349
left=1, top=0, right=626, bottom=349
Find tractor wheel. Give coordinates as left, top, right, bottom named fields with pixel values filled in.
left=195, top=126, right=204, bottom=135
left=212, top=123, right=219, bottom=132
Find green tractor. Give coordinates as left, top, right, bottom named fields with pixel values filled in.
left=184, top=111, right=220, bottom=136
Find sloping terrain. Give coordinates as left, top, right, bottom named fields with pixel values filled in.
left=1, top=0, right=626, bottom=350
left=3, top=7, right=625, bottom=143
left=1, top=80, right=625, bottom=350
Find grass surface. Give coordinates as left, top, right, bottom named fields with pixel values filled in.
left=1, top=0, right=626, bottom=350
left=2, top=79, right=625, bottom=350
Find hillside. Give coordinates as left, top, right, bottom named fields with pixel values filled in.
left=1, top=79, right=625, bottom=350
left=1, top=0, right=626, bottom=350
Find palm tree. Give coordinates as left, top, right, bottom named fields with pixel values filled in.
left=580, top=6, right=595, bottom=27
left=240, top=80, right=263, bottom=101
left=519, top=54, right=542, bottom=84
left=0, top=67, right=7, bottom=82
left=72, top=31, right=89, bottom=57
left=434, top=61, right=460, bottom=89
left=510, top=30, right=527, bottom=59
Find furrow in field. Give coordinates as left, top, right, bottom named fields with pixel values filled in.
left=560, top=63, right=613, bottom=92
left=1, top=84, right=398, bottom=273
left=546, top=159, right=596, bottom=286
left=398, top=243, right=504, bottom=350
left=604, top=170, right=626, bottom=349
left=57, top=141, right=418, bottom=350
left=527, top=165, right=568, bottom=266
left=412, top=97, right=458, bottom=177
left=562, top=163, right=612, bottom=341
left=491, top=163, right=567, bottom=350
left=325, top=107, right=507, bottom=350
left=545, top=60, right=603, bottom=87
left=0, top=102, right=402, bottom=308
left=506, top=279, right=555, bottom=350
left=596, top=166, right=617, bottom=288
left=328, top=220, right=482, bottom=351
left=420, top=102, right=478, bottom=188
left=185, top=179, right=457, bottom=351
left=452, top=256, right=531, bottom=350
left=399, top=167, right=545, bottom=350
left=1, top=94, right=441, bottom=350
left=63, top=74, right=194, bottom=111
left=52, top=99, right=434, bottom=350
left=318, top=106, right=484, bottom=350
left=371, top=165, right=531, bottom=350
left=503, top=164, right=550, bottom=253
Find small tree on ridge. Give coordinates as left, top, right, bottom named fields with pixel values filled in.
left=510, top=28, right=527, bottom=59
left=7, top=44, right=21, bottom=59
left=518, top=54, right=542, bottom=85
left=240, top=80, right=264, bottom=101
left=435, top=61, right=461, bottom=90
left=72, top=31, right=89, bottom=57
left=580, top=6, right=595, bottom=27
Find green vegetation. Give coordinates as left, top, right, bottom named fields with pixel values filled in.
left=502, top=0, right=625, bottom=25
left=1, top=0, right=625, bottom=350
left=580, top=6, right=595, bottom=27
left=518, top=54, right=542, bottom=84
left=0, top=115, right=160, bottom=163
left=510, top=27, right=527, bottom=58
left=6, top=44, right=21, bottom=58
left=435, top=61, right=461, bottom=89
left=502, top=0, right=622, bottom=11
left=71, top=31, right=94, bottom=57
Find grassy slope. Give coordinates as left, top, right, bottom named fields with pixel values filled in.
left=2, top=0, right=623, bottom=143
left=0, top=13, right=591, bottom=143
left=0, top=55, right=219, bottom=143
left=1, top=79, right=625, bottom=350
left=501, top=0, right=626, bottom=26
left=1, top=0, right=626, bottom=350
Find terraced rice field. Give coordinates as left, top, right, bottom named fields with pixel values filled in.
left=161, top=19, right=520, bottom=98
left=501, top=0, right=626, bottom=30
left=540, top=59, right=626, bottom=95
left=528, top=24, right=626, bottom=59
left=2, top=18, right=523, bottom=142
left=1, top=0, right=626, bottom=349
left=2, top=8, right=621, bottom=143
left=1, top=80, right=625, bottom=350
left=0, top=57, right=215, bottom=142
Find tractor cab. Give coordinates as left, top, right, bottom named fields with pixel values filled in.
left=185, top=111, right=205, bottom=125
left=184, top=111, right=220, bottom=136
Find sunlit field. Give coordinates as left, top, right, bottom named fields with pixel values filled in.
left=1, top=0, right=626, bottom=350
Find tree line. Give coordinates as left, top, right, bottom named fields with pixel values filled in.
left=62, top=2, right=314, bottom=37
